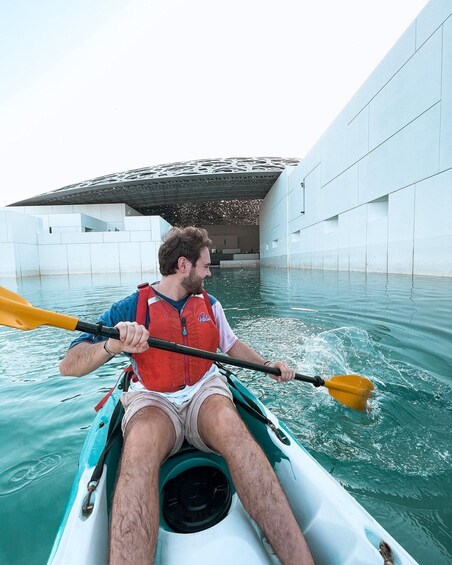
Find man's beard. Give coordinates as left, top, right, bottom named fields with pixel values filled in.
left=181, top=271, right=204, bottom=295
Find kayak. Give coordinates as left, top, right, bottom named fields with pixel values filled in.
left=47, top=369, right=417, bottom=565
left=0, top=286, right=412, bottom=563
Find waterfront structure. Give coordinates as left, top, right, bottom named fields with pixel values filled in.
left=8, top=157, right=299, bottom=213
left=1, top=0, right=451, bottom=278
left=0, top=204, right=171, bottom=278
left=1, top=158, right=294, bottom=278
left=260, top=0, right=452, bottom=277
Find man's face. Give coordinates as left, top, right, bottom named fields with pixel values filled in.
left=181, top=247, right=212, bottom=294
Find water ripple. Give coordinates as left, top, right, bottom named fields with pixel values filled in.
left=0, top=452, right=64, bottom=495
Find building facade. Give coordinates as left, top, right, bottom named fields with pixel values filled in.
left=260, top=0, right=452, bottom=277
left=0, top=204, right=171, bottom=278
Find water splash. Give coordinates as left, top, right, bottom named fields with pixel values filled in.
left=233, top=318, right=452, bottom=484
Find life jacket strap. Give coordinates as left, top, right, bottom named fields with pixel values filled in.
left=136, top=282, right=150, bottom=326
left=94, top=366, right=133, bottom=412
left=201, top=289, right=216, bottom=324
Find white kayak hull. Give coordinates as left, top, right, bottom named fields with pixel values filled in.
left=48, top=373, right=418, bottom=565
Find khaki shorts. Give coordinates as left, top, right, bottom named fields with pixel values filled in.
left=120, top=375, right=233, bottom=457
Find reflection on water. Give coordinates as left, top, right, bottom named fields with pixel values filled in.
left=0, top=269, right=451, bottom=564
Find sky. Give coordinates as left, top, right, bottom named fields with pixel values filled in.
left=0, top=0, right=430, bottom=207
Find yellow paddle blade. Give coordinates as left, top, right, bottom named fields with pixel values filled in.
left=0, top=286, right=31, bottom=305
left=0, top=287, right=79, bottom=331
left=323, top=374, right=374, bottom=411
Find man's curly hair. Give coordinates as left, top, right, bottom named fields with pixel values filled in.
left=159, top=226, right=212, bottom=276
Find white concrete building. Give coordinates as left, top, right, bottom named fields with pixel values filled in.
left=260, top=0, right=452, bottom=277
left=0, top=204, right=171, bottom=278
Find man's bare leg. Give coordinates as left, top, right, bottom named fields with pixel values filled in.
left=109, top=407, right=176, bottom=565
left=198, top=395, right=314, bottom=565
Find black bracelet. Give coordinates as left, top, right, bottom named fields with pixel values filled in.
left=263, top=360, right=272, bottom=366
left=103, top=340, right=116, bottom=357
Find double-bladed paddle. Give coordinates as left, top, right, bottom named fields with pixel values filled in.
left=0, top=286, right=374, bottom=410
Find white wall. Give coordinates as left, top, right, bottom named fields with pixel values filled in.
left=260, top=168, right=292, bottom=268
left=260, top=0, right=452, bottom=276
left=0, top=204, right=171, bottom=277
left=0, top=209, right=42, bottom=277
left=7, top=203, right=139, bottom=232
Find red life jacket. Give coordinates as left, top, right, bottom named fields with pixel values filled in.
left=131, top=284, right=220, bottom=392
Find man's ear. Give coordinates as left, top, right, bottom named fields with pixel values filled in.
left=178, top=256, right=189, bottom=272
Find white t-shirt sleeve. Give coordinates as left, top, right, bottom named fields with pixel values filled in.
left=212, top=300, right=238, bottom=353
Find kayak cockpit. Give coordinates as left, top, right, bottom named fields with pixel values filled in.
left=160, top=447, right=233, bottom=533
left=157, top=444, right=278, bottom=564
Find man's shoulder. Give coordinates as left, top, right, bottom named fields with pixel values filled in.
left=204, top=291, right=219, bottom=307
left=108, top=291, right=139, bottom=321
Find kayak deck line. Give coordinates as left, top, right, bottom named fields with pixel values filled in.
left=47, top=371, right=418, bottom=565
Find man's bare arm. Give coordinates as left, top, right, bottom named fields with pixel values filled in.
left=59, top=322, right=150, bottom=377
left=226, top=339, right=295, bottom=382
left=60, top=340, right=115, bottom=377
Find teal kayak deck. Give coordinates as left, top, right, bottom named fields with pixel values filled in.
left=48, top=371, right=418, bottom=565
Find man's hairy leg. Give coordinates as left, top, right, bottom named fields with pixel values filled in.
left=109, top=407, right=176, bottom=565
left=198, top=395, right=314, bottom=565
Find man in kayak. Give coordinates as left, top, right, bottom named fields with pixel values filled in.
left=60, top=226, right=314, bottom=565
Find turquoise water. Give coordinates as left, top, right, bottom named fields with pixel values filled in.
left=0, top=268, right=451, bottom=564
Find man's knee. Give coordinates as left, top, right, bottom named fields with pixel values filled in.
left=124, top=406, right=176, bottom=461
left=198, top=395, right=252, bottom=454
left=199, top=394, right=240, bottom=426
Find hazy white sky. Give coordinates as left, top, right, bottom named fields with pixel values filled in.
left=0, top=0, right=429, bottom=206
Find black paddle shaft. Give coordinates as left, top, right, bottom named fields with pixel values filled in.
left=75, top=320, right=325, bottom=388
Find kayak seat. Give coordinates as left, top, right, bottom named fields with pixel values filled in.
left=161, top=442, right=233, bottom=534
